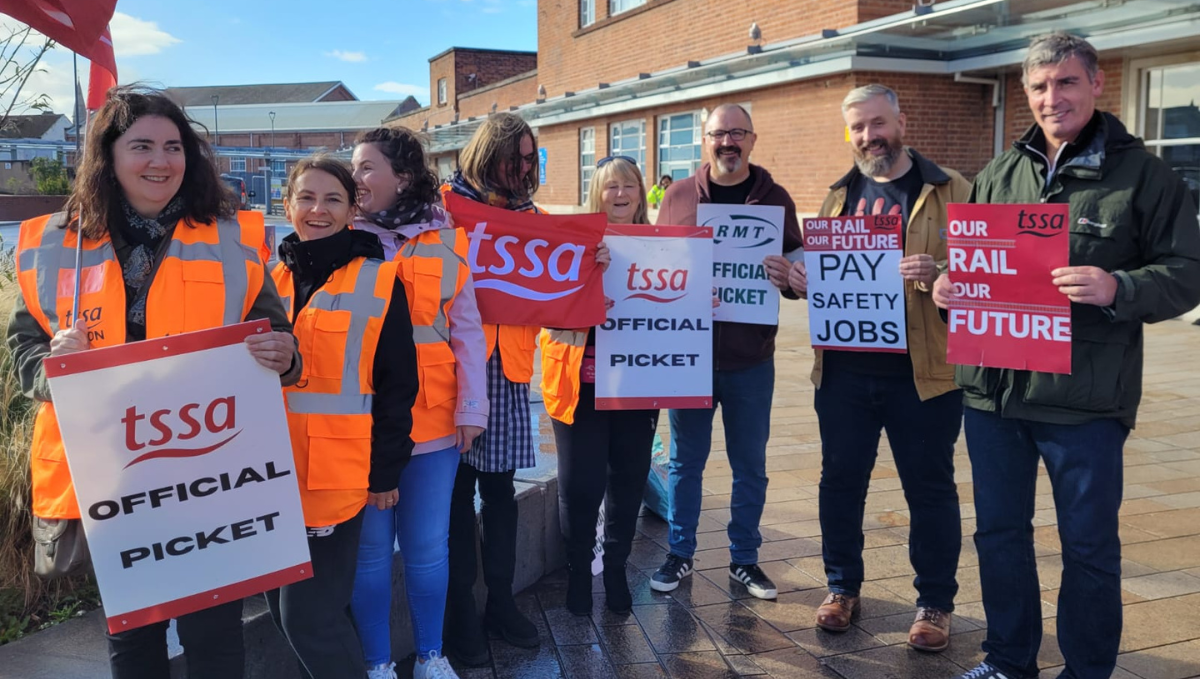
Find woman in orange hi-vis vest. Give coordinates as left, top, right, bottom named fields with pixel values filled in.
left=541, top=157, right=660, bottom=618
left=269, top=156, right=418, bottom=679
left=7, top=86, right=299, bottom=679
left=439, top=113, right=565, bottom=662
left=348, top=127, right=486, bottom=679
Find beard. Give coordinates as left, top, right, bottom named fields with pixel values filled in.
left=713, top=145, right=744, bottom=174
left=854, top=136, right=904, bottom=177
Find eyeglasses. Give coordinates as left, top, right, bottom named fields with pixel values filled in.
left=596, top=155, right=638, bottom=168
left=704, top=128, right=753, bottom=142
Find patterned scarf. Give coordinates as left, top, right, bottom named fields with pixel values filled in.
left=119, top=196, right=186, bottom=329
left=447, top=170, right=536, bottom=212
left=358, top=195, right=436, bottom=232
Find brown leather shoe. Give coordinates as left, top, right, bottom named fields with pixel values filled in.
left=907, top=607, right=951, bottom=652
left=815, top=592, right=860, bottom=632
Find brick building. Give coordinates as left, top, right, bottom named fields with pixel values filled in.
left=390, top=0, right=1200, bottom=216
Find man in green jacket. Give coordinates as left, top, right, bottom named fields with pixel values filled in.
left=932, top=33, right=1200, bottom=679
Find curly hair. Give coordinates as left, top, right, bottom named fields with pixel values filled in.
left=354, top=127, right=440, bottom=206
left=67, top=84, right=233, bottom=239
left=458, top=113, right=538, bottom=199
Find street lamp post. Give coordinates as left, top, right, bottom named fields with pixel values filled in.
left=211, top=94, right=219, bottom=146
left=265, top=111, right=276, bottom=215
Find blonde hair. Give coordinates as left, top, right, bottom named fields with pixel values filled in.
left=458, top=113, right=538, bottom=198
left=585, top=158, right=649, bottom=225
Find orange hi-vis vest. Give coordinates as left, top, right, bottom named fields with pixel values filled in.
left=17, top=211, right=266, bottom=519
left=438, top=183, right=540, bottom=384
left=273, top=257, right=398, bottom=527
left=539, top=329, right=588, bottom=425
left=396, top=227, right=470, bottom=443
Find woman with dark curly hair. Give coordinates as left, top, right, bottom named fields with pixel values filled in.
left=348, top=127, right=487, bottom=679
left=8, top=85, right=299, bottom=679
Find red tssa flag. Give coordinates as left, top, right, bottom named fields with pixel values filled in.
left=0, top=1, right=119, bottom=109
left=86, top=25, right=116, bottom=110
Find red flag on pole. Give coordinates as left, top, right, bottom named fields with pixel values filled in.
left=86, top=25, right=116, bottom=110
left=0, top=0, right=117, bottom=55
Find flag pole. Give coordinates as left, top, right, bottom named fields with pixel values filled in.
left=71, top=51, right=82, bottom=327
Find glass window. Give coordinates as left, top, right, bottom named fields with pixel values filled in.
left=580, top=127, right=596, bottom=204
left=580, top=0, right=594, bottom=27
left=609, top=119, right=645, bottom=173
left=230, top=157, right=246, bottom=173
left=658, top=111, right=702, bottom=181
left=1141, top=62, right=1200, bottom=217
left=438, top=78, right=448, bottom=105
left=609, top=0, right=646, bottom=16
left=271, top=159, right=286, bottom=174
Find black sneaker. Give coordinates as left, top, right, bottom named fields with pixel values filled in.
left=649, top=554, right=693, bottom=592
left=956, top=662, right=1012, bottom=679
left=729, top=563, right=777, bottom=600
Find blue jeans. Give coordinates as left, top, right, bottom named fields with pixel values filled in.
left=667, top=359, right=773, bottom=565
left=351, top=445, right=459, bottom=664
left=966, top=407, right=1127, bottom=679
left=814, top=367, right=962, bottom=610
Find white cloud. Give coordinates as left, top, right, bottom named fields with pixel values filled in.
left=374, top=82, right=426, bottom=98
left=324, top=50, right=368, bottom=63
left=110, top=12, right=181, bottom=57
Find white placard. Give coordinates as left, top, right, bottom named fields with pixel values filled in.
left=45, top=322, right=310, bottom=632
left=595, top=225, right=713, bottom=410
left=803, top=215, right=908, bottom=352
left=699, top=203, right=786, bottom=326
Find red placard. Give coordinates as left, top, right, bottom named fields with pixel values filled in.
left=945, top=203, right=1071, bottom=374
left=443, top=192, right=607, bottom=328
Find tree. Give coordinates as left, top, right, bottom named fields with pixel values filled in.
left=29, top=156, right=68, bottom=195
left=0, top=24, right=55, bottom=135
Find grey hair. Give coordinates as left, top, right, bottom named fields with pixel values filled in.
left=842, top=85, right=900, bottom=116
left=1022, top=32, right=1099, bottom=85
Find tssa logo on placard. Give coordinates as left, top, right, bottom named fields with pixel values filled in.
left=624, top=263, right=688, bottom=303
left=466, top=221, right=586, bottom=300
left=121, top=396, right=241, bottom=468
left=703, top=214, right=779, bottom=248
left=1015, top=209, right=1066, bottom=237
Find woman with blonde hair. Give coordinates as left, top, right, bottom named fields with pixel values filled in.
left=541, top=156, right=657, bottom=616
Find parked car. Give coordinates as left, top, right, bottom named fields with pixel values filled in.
left=221, top=174, right=253, bottom=210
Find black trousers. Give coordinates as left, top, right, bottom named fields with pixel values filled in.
left=448, top=463, right=519, bottom=602
left=106, top=599, right=244, bottom=679
left=553, top=383, right=658, bottom=570
left=266, top=510, right=366, bottom=679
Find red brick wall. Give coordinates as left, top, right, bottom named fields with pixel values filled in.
left=453, top=50, right=538, bottom=94
left=459, top=74, right=540, bottom=119
left=538, top=0, right=904, bottom=97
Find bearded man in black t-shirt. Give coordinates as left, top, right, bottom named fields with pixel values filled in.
left=784, top=85, right=972, bottom=652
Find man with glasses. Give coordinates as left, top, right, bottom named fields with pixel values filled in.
left=651, top=103, right=802, bottom=600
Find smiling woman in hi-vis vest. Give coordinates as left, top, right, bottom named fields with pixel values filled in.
left=269, top=155, right=418, bottom=679
left=7, top=86, right=299, bottom=679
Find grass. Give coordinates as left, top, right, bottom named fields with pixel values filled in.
left=0, top=254, right=101, bottom=646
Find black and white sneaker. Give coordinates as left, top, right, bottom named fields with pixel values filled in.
left=729, top=563, right=777, bottom=600
left=956, top=662, right=1011, bottom=679
left=650, top=554, right=693, bottom=592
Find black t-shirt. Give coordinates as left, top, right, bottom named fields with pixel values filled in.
left=708, top=174, right=754, bottom=205
left=823, top=163, right=923, bottom=377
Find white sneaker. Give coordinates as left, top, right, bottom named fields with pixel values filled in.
left=367, top=661, right=397, bottom=679
left=413, top=650, right=460, bottom=679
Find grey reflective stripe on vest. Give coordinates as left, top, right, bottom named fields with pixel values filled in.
left=400, top=235, right=460, bottom=347
left=17, top=219, right=115, bottom=335
left=163, top=219, right=257, bottom=325
left=286, top=259, right=389, bottom=416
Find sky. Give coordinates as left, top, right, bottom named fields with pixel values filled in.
left=2, top=0, right=539, bottom=121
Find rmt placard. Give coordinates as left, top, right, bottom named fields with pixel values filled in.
left=803, top=214, right=907, bottom=353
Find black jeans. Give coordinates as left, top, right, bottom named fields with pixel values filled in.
left=106, top=599, right=244, bottom=679
left=449, top=463, right=519, bottom=601
left=266, top=509, right=365, bottom=679
left=553, top=383, right=658, bottom=570
left=814, top=365, right=963, bottom=611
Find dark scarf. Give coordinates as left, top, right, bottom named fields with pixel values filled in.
left=447, top=170, right=536, bottom=212
left=119, top=196, right=186, bottom=330
left=277, top=228, right=385, bottom=316
left=358, top=195, right=436, bottom=232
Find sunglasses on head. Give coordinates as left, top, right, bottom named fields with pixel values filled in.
left=596, top=155, right=638, bottom=168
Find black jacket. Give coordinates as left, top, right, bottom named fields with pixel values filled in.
left=279, top=229, right=418, bottom=492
